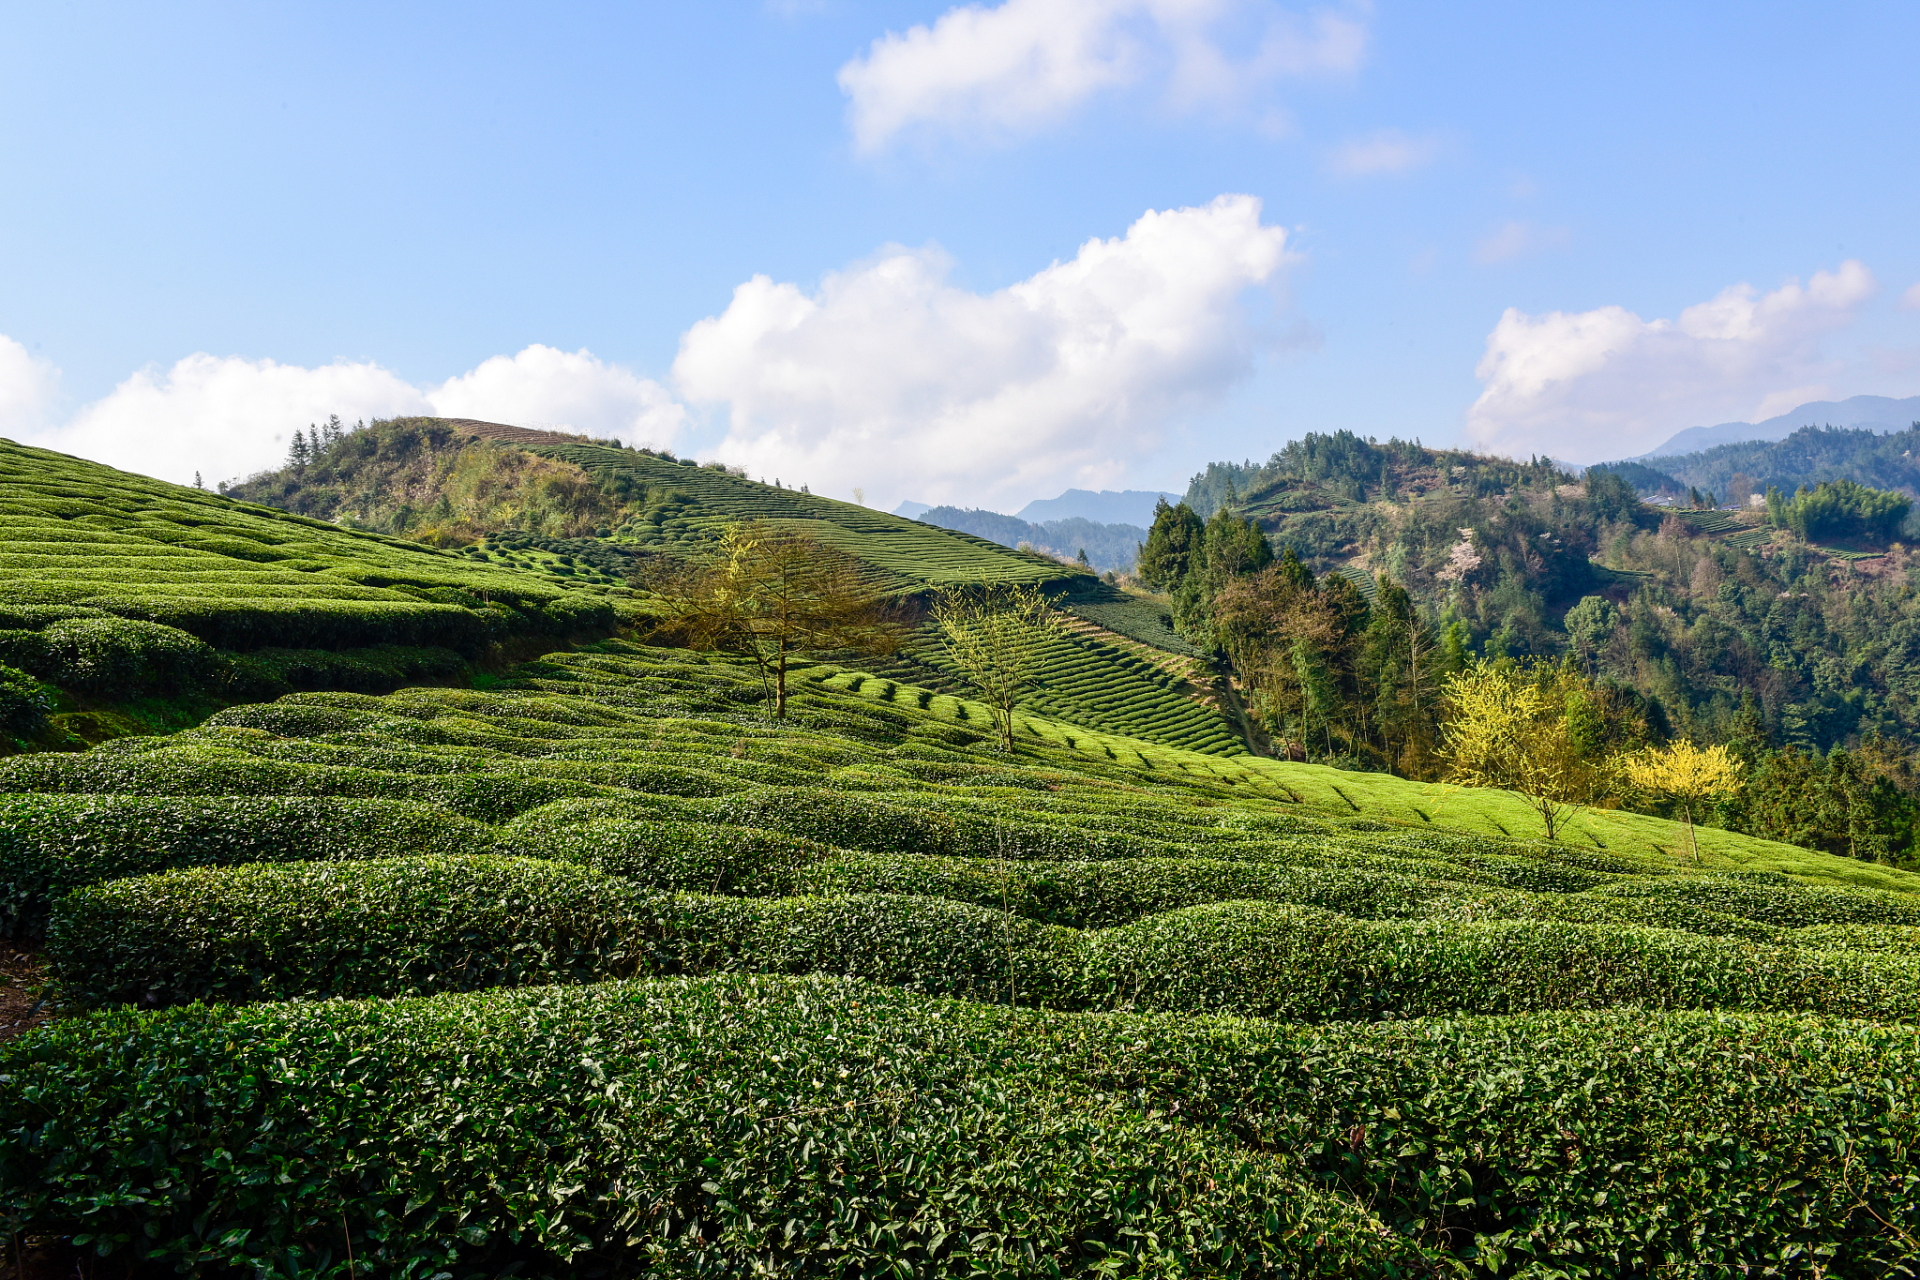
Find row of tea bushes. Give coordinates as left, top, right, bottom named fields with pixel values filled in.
left=10, top=760, right=1917, bottom=945
left=0, top=440, right=627, bottom=656
left=4, top=974, right=1914, bottom=1277
left=0, top=792, right=499, bottom=936
left=50, top=855, right=1920, bottom=1022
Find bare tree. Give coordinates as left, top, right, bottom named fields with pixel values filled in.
left=930, top=583, right=1059, bottom=752
left=641, top=521, right=905, bottom=717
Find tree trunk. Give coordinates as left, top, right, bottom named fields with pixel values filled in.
left=775, top=636, right=788, bottom=718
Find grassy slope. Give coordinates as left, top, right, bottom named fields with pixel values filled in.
left=0, top=438, right=619, bottom=645
left=809, top=662, right=1920, bottom=893
left=532, top=442, right=1252, bottom=754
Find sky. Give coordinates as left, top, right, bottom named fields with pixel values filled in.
left=2, top=0, right=1918, bottom=512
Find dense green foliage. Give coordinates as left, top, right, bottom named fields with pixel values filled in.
left=0, top=792, right=498, bottom=936
left=1767, top=477, right=1912, bottom=544
left=7, top=977, right=1919, bottom=1276
left=15, top=419, right=1920, bottom=1274
left=1633, top=421, right=1920, bottom=504
left=55, top=852, right=1920, bottom=1022
left=9, top=632, right=1920, bottom=1272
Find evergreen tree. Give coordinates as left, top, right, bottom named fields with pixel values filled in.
left=288, top=432, right=311, bottom=469
left=1136, top=499, right=1206, bottom=591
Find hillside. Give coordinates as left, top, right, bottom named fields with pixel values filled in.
left=8, top=636, right=1920, bottom=1274
left=215, top=418, right=1252, bottom=755
left=10, top=426, right=1920, bottom=1273
left=0, top=436, right=628, bottom=745
left=1603, top=421, right=1920, bottom=508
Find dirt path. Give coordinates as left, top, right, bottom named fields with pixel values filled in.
left=0, top=942, right=51, bottom=1043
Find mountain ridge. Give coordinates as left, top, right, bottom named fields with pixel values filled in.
left=1635, top=393, right=1920, bottom=458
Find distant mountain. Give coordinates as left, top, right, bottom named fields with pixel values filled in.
left=917, top=505, right=1146, bottom=574
left=1015, top=488, right=1178, bottom=527
left=1628, top=423, right=1920, bottom=506
left=1640, top=394, right=1920, bottom=458
left=891, top=499, right=932, bottom=519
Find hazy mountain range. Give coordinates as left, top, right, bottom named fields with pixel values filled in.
left=1635, top=394, right=1920, bottom=458
left=893, top=488, right=1176, bottom=528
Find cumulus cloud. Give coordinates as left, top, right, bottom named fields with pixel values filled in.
left=1326, top=128, right=1442, bottom=177
left=1473, top=220, right=1570, bottom=265
left=426, top=344, right=687, bottom=445
left=1, top=344, right=681, bottom=487
left=1467, top=260, right=1878, bottom=462
left=837, top=0, right=1369, bottom=151
left=1902, top=281, right=1920, bottom=311
left=672, top=193, right=1297, bottom=508
left=0, top=337, right=60, bottom=432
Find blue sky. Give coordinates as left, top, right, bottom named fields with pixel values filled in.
left=2, top=1, right=1917, bottom=509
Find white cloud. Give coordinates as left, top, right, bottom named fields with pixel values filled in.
left=837, top=0, right=1369, bottom=151
left=2, top=344, right=681, bottom=488
left=1327, top=128, right=1442, bottom=177
left=1902, top=281, right=1920, bottom=311
left=1467, top=260, right=1879, bottom=462
left=0, top=336, right=60, bottom=431
left=672, top=193, right=1297, bottom=508
left=426, top=344, right=687, bottom=446
left=1473, top=220, right=1570, bottom=265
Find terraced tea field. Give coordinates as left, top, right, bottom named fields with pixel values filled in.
left=7, top=637, right=1920, bottom=1275
left=529, top=439, right=1246, bottom=752
left=541, top=442, right=1079, bottom=591
left=0, top=439, right=619, bottom=652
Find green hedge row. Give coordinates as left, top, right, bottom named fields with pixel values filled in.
left=4, top=976, right=1914, bottom=1276
left=0, top=746, right=606, bottom=822
left=0, top=616, right=220, bottom=694
left=53, top=859, right=1920, bottom=1023
left=0, top=792, right=498, bottom=937
left=508, top=815, right=837, bottom=895
left=49, top=855, right=697, bottom=1007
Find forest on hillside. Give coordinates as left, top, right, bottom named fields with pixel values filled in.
left=1593, top=422, right=1920, bottom=509
left=1157, top=431, right=1920, bottom=865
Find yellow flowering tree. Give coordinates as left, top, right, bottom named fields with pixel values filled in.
left=1621, top=740, right=1744, bottom=864
left=1437, top=661, right=1595, bottom=841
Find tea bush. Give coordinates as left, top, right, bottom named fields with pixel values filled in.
left=3, top=976, right=1914, bottom=1276
left=0, top=793, right=501, bottom=938
left=0, top=662, right=48, bottom=742
left=57, top=859, right=1920, bottom=1024
left=48, top=855, right=709, bottom=1007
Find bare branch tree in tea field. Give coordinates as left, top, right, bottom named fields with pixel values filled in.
left=641, top=521, right=905, bottom=717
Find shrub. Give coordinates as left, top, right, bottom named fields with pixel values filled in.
left=0, top=793, right=498, bottom=937
left=0, top=663, right=49, bottom=742
left=48, top=855, right=709, bottom=1006
left=1074, top=900, right=1920, bottom=1021
left=2, top=977, right=1914, bottom=1275
left=57, top=864, right=1920, bottom=1026
left=509, top=815, right=837, bottom=894
left=0, top=616, right=218, bottom=694
left=0, top=746, right=606, bottom=822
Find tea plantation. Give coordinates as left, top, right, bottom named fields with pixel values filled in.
left=7, top=634, right=1920, bottom=1276
left=0, top=440, right=636, bottom=748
